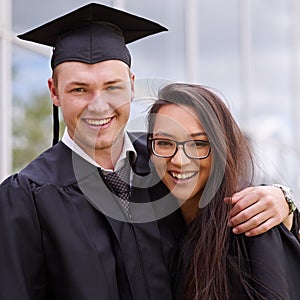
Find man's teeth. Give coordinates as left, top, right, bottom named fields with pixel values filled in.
left=170, top=172, right=196, bottom=179
left=86, top=118, right=112, bottom=126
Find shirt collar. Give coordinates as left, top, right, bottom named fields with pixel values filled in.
left=61, top=128, right=136, bottom=171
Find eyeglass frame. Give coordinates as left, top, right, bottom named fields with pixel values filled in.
left=149, top=138, right=211, bottom=159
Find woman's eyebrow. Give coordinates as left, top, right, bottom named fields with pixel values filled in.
left=153, top=132, right=175, bottom=138
left=191, top=132, right=207, bottom=138
left=152, top=132, right=207, bottom=138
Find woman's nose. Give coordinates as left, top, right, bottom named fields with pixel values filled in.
left=170, top=145, right=191, bottom=166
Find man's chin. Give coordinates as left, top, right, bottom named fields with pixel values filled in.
left=88, top=139, right=113, bottom=151
left=75, top=131, right=124, bottom=156
left=73, top=136, right=111, bottom=151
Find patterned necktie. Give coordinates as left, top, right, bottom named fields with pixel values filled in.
left=103, top=164, right=131, bottom=214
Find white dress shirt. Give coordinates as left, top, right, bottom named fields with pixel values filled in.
left=61, top=128, right=136, bottom=173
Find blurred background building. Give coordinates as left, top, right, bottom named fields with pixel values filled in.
left=1, top=0, right=300, bottom=205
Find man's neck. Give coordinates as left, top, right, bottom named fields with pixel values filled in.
left=93, top=147, right=122, bottom=170
left=80, top=137, right=124, bottom=170
left=61, top=128, right=125, bottom=170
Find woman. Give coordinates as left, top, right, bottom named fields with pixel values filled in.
left=147, top=83, right=300, bottom=299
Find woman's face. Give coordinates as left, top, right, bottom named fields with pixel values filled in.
left=150, top=104, right=212, bottom=204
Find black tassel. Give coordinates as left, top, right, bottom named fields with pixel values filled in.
left=52, top=104, right=59, bottom=145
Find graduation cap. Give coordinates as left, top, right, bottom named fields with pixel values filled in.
left=17, top=2, right=167, bottom=144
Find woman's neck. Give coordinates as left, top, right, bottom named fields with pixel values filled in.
left=180, top=196, right=200, bottom=224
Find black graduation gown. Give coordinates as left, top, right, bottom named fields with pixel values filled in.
left=228, top=224, right=300, bottom=299
left=0, top=135, right=184, bottom=300
left=172, top=223, right=300, bottom=299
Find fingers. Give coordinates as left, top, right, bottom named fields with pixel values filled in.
left=234, top=217, right=282, bottom=237
left=230, top=210, right=282, bottom=236
left=228, top=197, right=267, bottom=228
left=224, top=187, right=254, bottom=206
left=225, top=185, right=290, bottom=236
left=227, top=187, right=260, bottom=218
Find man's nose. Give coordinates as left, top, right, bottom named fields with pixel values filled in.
left=87, top=93, right=110, bottom=113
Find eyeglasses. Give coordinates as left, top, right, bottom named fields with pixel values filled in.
left=149, top=138, right=211, bottom=159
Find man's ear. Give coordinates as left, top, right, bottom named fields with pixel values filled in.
left=130, top=72, right=135, bottom=100
left=48, top=78, right=61, bottom=107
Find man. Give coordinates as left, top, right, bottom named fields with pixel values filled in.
left=0, top=3, right=295, bottom=300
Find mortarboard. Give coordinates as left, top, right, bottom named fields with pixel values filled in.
left=17, top=2, right=167, bottom=144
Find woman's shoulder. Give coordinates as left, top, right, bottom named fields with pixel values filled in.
left=230, top=224, right=300, bottom=299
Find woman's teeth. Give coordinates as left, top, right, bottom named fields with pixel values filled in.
left=170, top=171, right=196, bottom=180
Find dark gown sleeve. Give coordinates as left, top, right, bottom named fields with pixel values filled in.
left=0, top=174, right=48, bottom=300
left=171, top=223, right=300, bottom=300
left=291, top=208, right=300, bottom=241
left=229, top=223, right=300, bottom=300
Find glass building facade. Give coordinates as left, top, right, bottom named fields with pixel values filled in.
left=1, top=0, right=300, bottom=204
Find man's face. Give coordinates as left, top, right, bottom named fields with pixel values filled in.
left=48, top=60, right=134, bottom=159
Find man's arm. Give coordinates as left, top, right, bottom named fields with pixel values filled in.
left=225, top=185, right=293, bottom=237
left=0, top=175, right=46, bottom=300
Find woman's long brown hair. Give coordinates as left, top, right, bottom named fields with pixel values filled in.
left=148, top=83, right=283, bottom=299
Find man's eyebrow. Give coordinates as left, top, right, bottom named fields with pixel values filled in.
left=104, top=78, right=126, bottom=85
left=66, top=81, right=89, bottom=87
left=69, top=81, right=88, bottom=85
left=66, top=77, right=126, bottom=87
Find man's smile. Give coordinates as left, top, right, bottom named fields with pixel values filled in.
left=82, top=117, right=114, bottom=127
